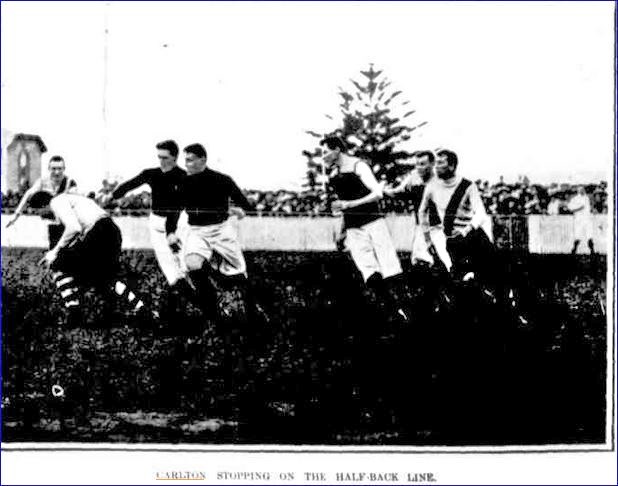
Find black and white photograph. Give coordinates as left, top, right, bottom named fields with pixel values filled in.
left=1, top=1, right=616, bottom=484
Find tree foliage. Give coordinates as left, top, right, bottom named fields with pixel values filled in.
left=302, top=64, right=427, bottom=192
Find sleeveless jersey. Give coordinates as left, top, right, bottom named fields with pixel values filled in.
left=330, top=163, right=382, bottom=229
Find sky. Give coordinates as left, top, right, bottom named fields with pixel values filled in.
left=1, top=1, right=615, bottom=192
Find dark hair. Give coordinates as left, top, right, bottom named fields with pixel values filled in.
left=436, top=149, right=458, bottom=169
left=184, top=143, right=208, bottom=160
left=48, top=155, right=65, bottom=165
left=320, top=135, right=349, bottom=152
left=156, top=140, right=179, bottom=158
left=414, top=150, right=435, bottom=163
left=29, top=191, right=53, bottom=209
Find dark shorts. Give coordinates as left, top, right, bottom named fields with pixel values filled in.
left=51, top=218, right=122, bottom=286
left=446, top=228, right=495, bottom=280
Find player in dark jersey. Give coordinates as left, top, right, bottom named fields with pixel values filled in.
left=322, top=134, right=412, bottom=419
left=322, top=135, right=408, bottom=324
left=165, top=143, right=269, bottom=412
left=165, top=143, right=267, bottom=325
left=105, top=140, right=193, bottom=320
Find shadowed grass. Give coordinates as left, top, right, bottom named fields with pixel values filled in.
left=1, top=248, right=607, bottom=445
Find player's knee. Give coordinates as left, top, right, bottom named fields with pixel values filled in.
left=185, top=254, right=204, bottom=272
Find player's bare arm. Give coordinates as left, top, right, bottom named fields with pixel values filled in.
left=39, top=197, right=82, bottom=266
left=384, top=172, right=414, bottom=197
left=332, top=161, right=383, bottom=211
left=5, top=180, right=41, bottom=228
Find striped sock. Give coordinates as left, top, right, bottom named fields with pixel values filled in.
left=113, top=281, right=145, bottom=313
left=52, top=271, right=81, bottom=309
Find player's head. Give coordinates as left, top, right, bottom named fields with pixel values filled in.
left=577, top=185, right=586, bottom=196
left=183, top=143, right=208, bottom=175
left=320, top=135, right=348, bottom=166
left=155, top=140, right=179, bottom=170
left=435, top=149, right=458, bottom=180
left=28, top=190, right=54, bottom=209
left=413, top=150, right=435, bottom=182
left=48, top=156, right=66, bottom=182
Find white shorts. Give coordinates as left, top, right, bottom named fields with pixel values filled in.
left=149, top=213, right=186, bottom=285
left=573, top=216, right=593, bottom=242
left=427, top=227, right=452, bottom=272
left=183, top=219, right=247, bottom=277
left=411, top=223, right=434, bottom=266
left=345, top=218, right=402, bottom=282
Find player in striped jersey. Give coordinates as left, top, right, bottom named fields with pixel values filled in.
left=384, top=150, right=455, bottom=312
left=418, top=149, right=493, bottom=281
left=425, top=150, right=534, bottom=321
left=29, top=191, right=150, bottom=327
left=6, top=155, right=77, bottom=248
left=384, top=150, right=452, bottom=271
left=418, top=149, right=529, bottom=329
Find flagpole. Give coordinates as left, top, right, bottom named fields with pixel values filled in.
left=102, top=2, right=110, bottom=181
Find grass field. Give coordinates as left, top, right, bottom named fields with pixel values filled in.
left=1, top=248, right=608, bottom=445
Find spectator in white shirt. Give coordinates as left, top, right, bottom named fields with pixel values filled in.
left=567, top=186, right=594, bottom=254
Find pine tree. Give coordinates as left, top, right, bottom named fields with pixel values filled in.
left=302, top=64, right=427, bottom=195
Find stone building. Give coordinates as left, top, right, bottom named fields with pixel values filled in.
left=1, top=133, right=47, bottom=194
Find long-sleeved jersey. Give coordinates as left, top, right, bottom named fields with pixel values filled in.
left=165, top=167, right=253, bottom=234
left=418, top=175, right=491, bottom=239
left=112, top=166, right=186, bottom=216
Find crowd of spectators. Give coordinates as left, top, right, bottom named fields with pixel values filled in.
left=1, top=177, right=609, bottom=217
left=480, top=177, right=608, bottom=216
left=380, top=177, right=608, bottom=216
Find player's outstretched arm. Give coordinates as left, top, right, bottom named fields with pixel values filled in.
left=39, top=196, right=81, bottom=267
left=384, top=172, right=414, bottom=197
left=5, top=179, right=42, bottom=227
left=48, top=196, right=82, bottom=250
left=111, top=171, right=149, bottom=200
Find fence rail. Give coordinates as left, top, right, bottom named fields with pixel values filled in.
left=0, top=214, right=609, bottom=254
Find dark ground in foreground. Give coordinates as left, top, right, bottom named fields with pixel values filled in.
left=1, top=249, right=609, bottom=445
